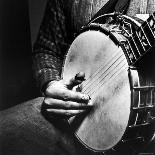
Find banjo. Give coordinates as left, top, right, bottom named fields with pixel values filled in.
left=62, top=13, right=155, bottom=153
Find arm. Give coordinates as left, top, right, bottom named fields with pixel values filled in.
left=33, top=0, right=69, bottom=91
left=33, top=0, right=91, bottom=119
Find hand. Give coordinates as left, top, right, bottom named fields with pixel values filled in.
left=42, top=72, right=92, bottom=119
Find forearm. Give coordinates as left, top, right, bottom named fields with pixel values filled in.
left=32, top=52, right=63, bottom=91
left=32, top=0, right=69, bottom=91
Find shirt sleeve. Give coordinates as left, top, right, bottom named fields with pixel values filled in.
left=32, top=0, right=70, bottom=91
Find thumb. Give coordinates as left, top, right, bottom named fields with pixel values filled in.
left=65, top=72, right=85, bottom=90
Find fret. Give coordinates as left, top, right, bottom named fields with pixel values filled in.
left=143, top=21, right=155, bottom=46
left=137, top=27, right=151, bottom=52
left=140, top=26, right=151, bottom=47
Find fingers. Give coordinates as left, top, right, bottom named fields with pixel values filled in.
left=42, top=73, right=92, bottom=119
left=47, top=88, right=90, bottom=103
left=65, top=72, right=85, bottom=89
left=42, top=97, right=92, bottom=118
left=46, top=109, right=85, bottom=118
left=45, top=72, right=87, bottom=103
left=44, top=98, right=92, bottom=110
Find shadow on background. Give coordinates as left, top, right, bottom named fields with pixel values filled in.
left=0, top=0, right=40, bottom=110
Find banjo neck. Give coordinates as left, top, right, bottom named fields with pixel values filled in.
left=125, top=12, right=155, bottom=65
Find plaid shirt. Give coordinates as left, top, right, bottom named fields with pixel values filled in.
left=32, top=0, right=111, bottom=90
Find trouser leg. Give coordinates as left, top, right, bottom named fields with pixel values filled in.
left=0, top=97, right=99, bottom=155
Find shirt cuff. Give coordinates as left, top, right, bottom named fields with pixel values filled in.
left=38, top=68, right=61, bottom=93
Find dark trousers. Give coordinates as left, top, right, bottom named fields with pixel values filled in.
left=0, top=98, right=154, bottom=155
left=0, top=97, right=101, bottom=155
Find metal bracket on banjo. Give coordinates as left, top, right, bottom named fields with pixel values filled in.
left=133, top=86, right=155, bottom=91
left=132, top=105, right=155, bottom=112
left=127, top=67, right=155, bottom=129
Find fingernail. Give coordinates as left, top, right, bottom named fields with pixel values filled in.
left=82, top=95, right=89, bottom=100
left=75, top=72, right=85, bottom=81
left=88, top=95, right=91, bottom=100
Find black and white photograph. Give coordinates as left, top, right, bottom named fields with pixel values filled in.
left=0, top=0, right=155, bottom=154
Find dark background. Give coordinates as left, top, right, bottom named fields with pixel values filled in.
left=0, top=0, right=47, bottom=110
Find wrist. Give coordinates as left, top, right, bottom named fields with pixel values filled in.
left=41, top=80, right=60, bottom=96
left=41, top=81, right=52, bottom=96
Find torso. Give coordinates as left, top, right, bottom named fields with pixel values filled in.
left=65, top=0, right=155, bottom=32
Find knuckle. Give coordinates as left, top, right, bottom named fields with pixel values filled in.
left=65, top=111, right=70, bottom=116
left=44, top=98, right=50, bottom=105
left=45, top=87, right=53, bottom=96
left=62, top=93, right=69, bottom=101
left=65, top=101, right=70, bottom=108
left=73, top=92, right=81, bottom=99
left=79, top=110, right=84, bottom=113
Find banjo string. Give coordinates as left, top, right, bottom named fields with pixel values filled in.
left=80, top=51, right=126, bottom=95
left=82, top=53, right=124, bottom=93
left=82, top=52, right=123, bottom=92
left=81, top=47, right=122, bottom=88
left=88, top=61, right=127, bottom=97
left=81, top=50, right=121, bottom=88
left=83, top=59, right=127, bottom=96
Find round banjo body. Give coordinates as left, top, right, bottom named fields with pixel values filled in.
left=63, top=14, right=155, bottom=153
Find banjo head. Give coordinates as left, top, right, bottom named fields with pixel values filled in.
left=63, top=30, right=131, bottom=151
